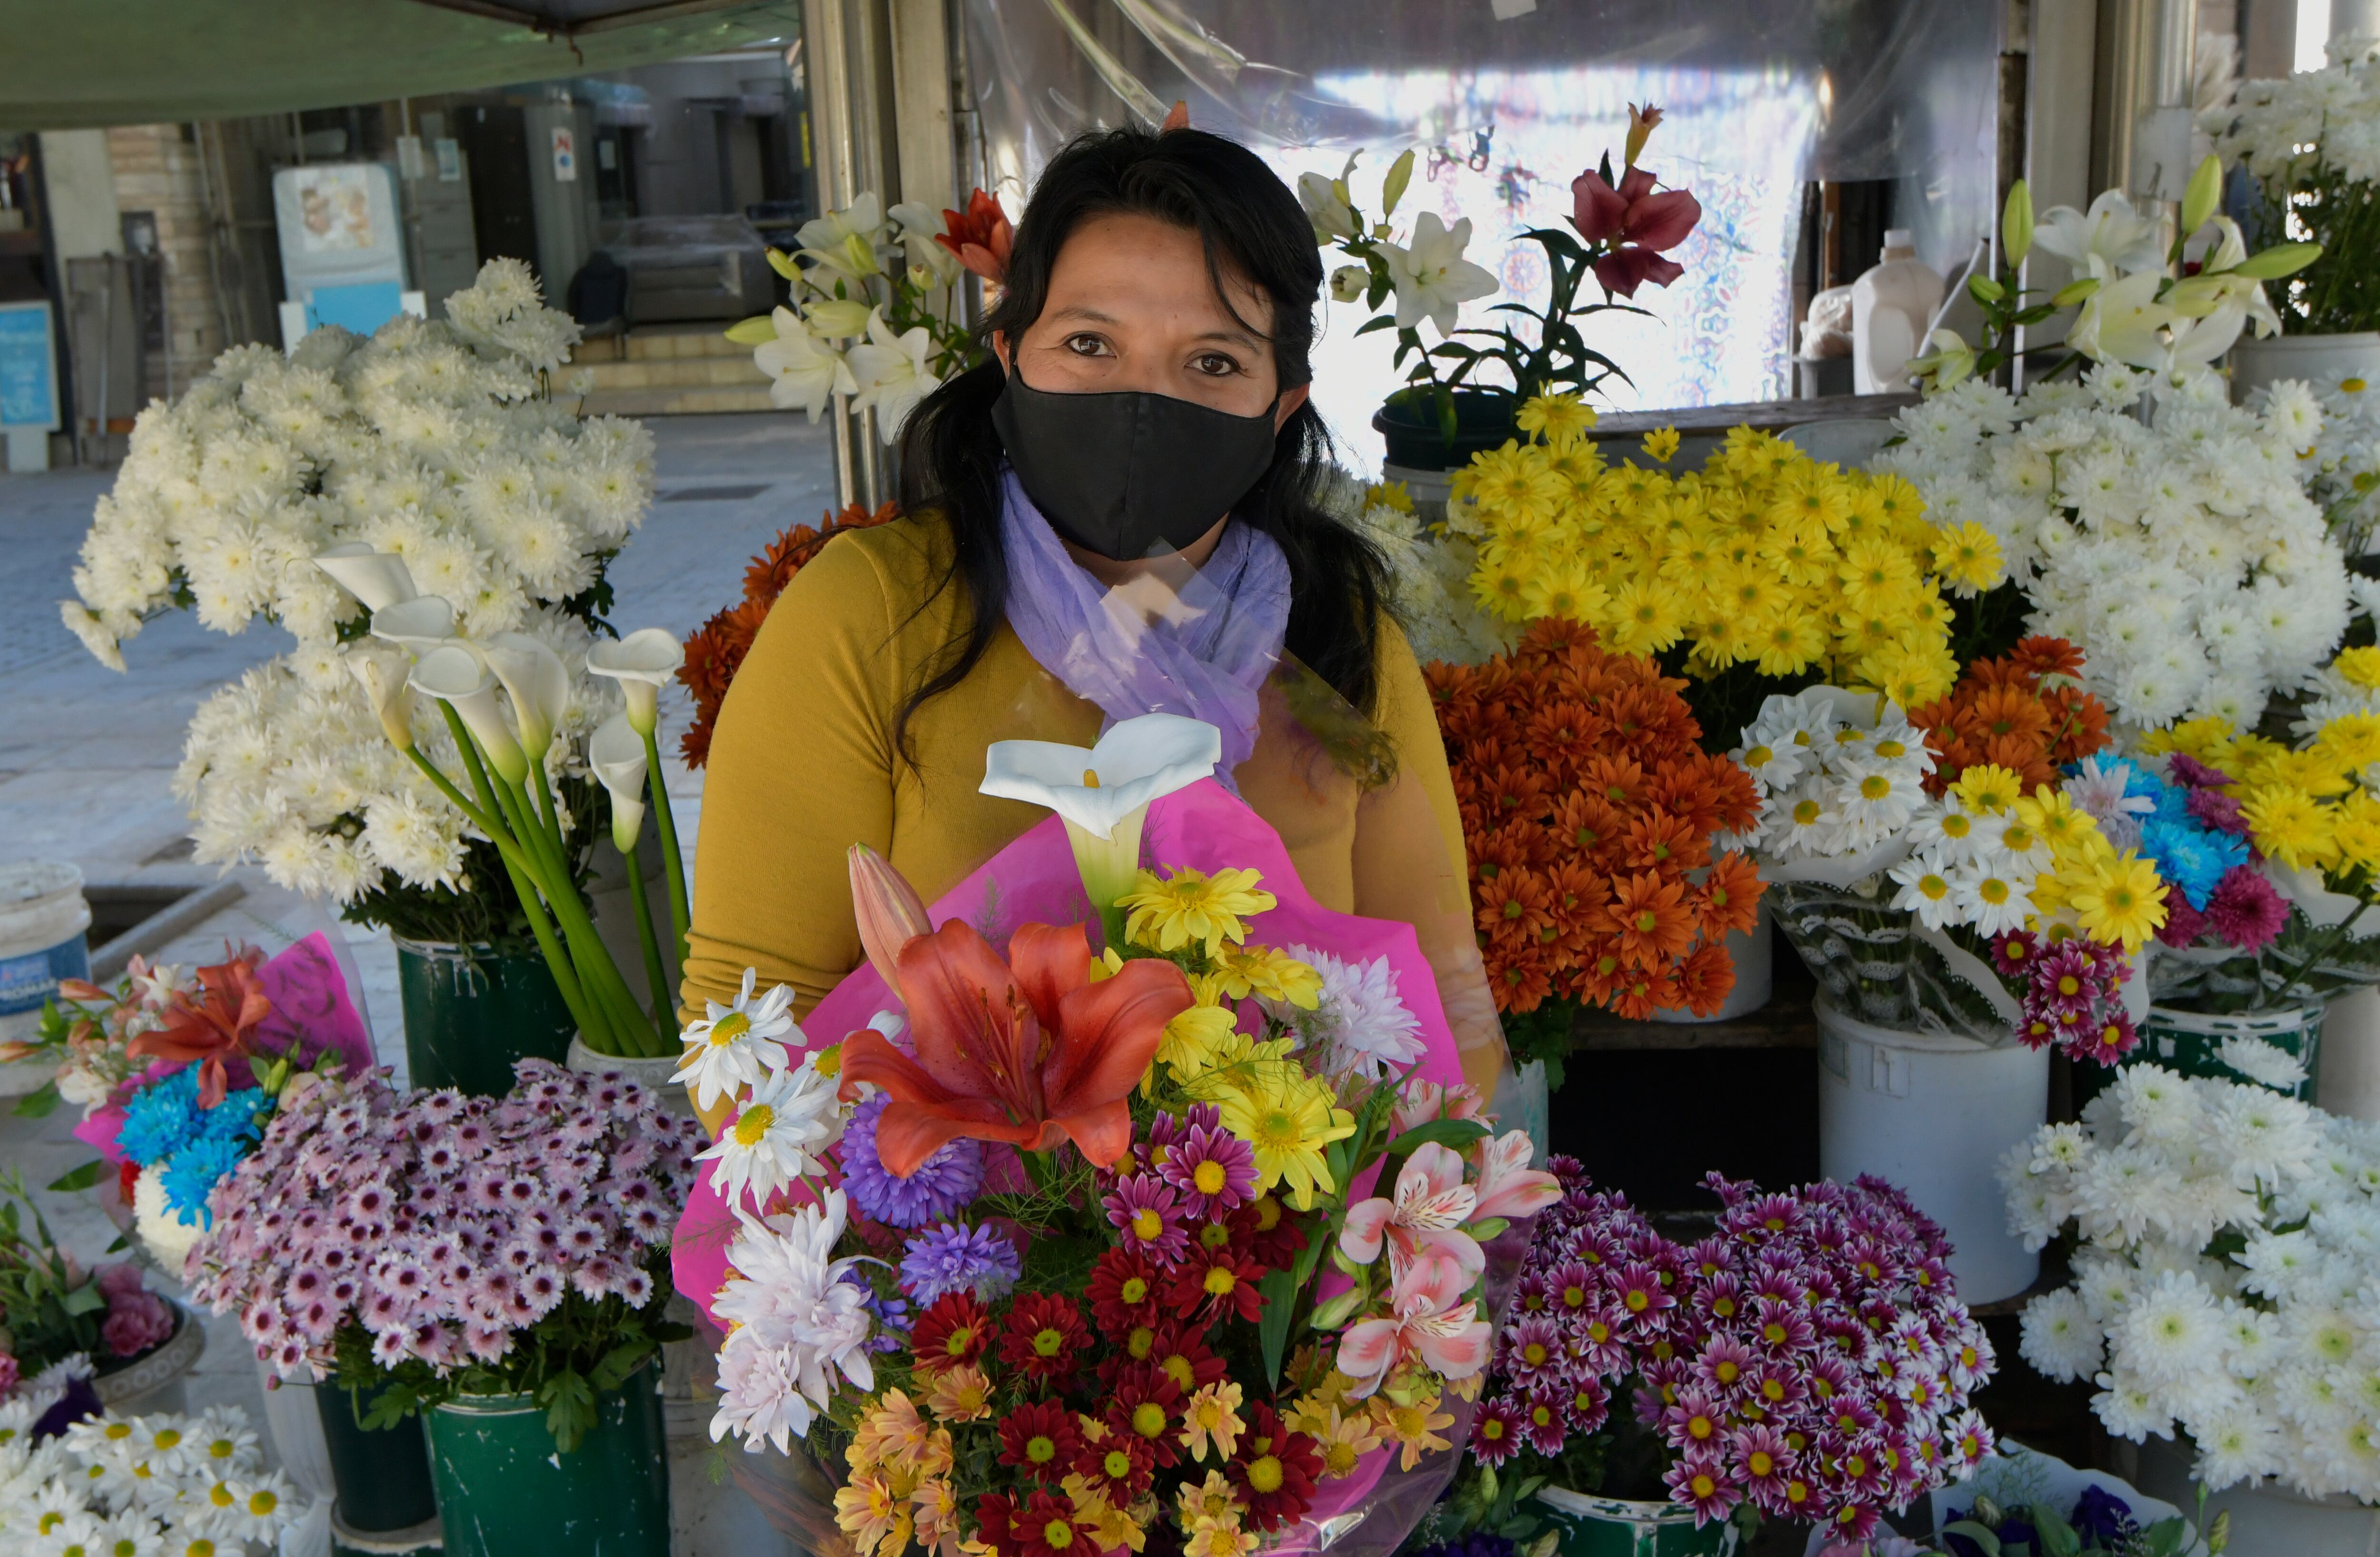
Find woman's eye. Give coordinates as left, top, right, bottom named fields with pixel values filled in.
left=1064, top=333, right=1113, bottom=357
left=1192, top=353, right=1241, bottom=377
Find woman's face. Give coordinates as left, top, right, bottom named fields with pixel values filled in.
left=995, top=211, right=1309, bottom=428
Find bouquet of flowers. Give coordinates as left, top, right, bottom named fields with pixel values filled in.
left=188, top=1058, right=700, bottom=1450
left=1305, top=110, right=1699, bottom=426
left=2206, top=45, right=2380, bottom=339
left=1914, top=1475, right=2192, bottom=1557
left=1734, top=665, right=2164, bottom=1052
left=1453, top=398, right=1996, bottom=745
left=732, top=190, right=1003, bottom=438
left=677, top=499, right=900, bottom=768
left=0, top=1172, right=179, bottom=1381
left=1424, top=619, right=1765, bottom=1058
left=2112, top=701, right=2380, bottom=1009
left=0, top=1399, right=301, bottom=1555
left=1427, top=1161, right=1993, bottom=1548
left=1883, top=362, right=2359, bottom=734
left=2004, top=1062, right=2380, bottom=1502
left=671, top=715, right=1558, bottom=1557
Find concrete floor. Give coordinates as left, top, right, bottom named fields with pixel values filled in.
left=0, top=409, right=838, bottom=1461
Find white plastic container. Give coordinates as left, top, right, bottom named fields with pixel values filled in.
left=0, top=861, right=92, bottom=1088
left=1850, top=230, right=1944, bottom=395
left=2129, top=1430, right=2380, bottom=1555
left=2229, top=330, right=2380, bottom=402
left=1815, top=997, right=2047, bottom=1305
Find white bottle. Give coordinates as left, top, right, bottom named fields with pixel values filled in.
left=1850, top=229, right=1944, bottom=395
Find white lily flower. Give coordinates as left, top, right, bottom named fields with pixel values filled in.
left=696, top=1058, right=845, bottom=1213
left=2033, top=190, right=2169, bottom=276
left=480, top=630, right=571, bottom=759
left=2068, top=268, right=2176, bottom=367
left=589, top=713, right=648, bottom=853
left=888, top=199, right=963, bottom=283
left=408, top=643, right=528, bottom=784
left=368, top=595, right=459, bottom=653
left=795, top=193, right=887, bottom=282
left=675, top=967, right=803, bottom=1112
left=344, top=642, right=418, bottom=750
left=314, top=544, right=418, bottom=613
left=1377, top=212, right=1498, bottom=338
left=1297, top=167, right=1360, bottom=244
left=586, top=627, right=684, bottom=736
left=847, top=309, right=936, bottom=444
left=982, top=713, right=1222, bottom=938
left=754, top=309, right=859, bottom=419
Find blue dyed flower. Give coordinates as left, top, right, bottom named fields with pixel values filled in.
left=159, top=1133, right=249, bottom=1228
left=841, top=1093, right=982, bottom=1229
left=116, top=1065, right=204, bottom=1166
left=2142, top=815, right=2250, bottom=910
left=899, top=1221, right=1021, bottom=1305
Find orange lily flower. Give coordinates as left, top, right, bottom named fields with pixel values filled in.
left=127, top=958, right=272, bottom=1108
left=838, top=920, right=1191, bottom=1176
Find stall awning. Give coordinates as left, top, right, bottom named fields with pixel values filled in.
left=0, top=0, right=803, bottom=130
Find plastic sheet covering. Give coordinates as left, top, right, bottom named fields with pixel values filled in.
left=963, top=0, right=1998, bottom=446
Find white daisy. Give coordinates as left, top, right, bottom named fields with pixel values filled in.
left=694, top=1056, right=845, bottom=1213
left=1887, top=853, right=1961, bottom=929
left=1950, top=856, right=2034, bottom=937
left=674, top=968, right=802, bottom=1112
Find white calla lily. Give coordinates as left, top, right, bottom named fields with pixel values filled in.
left=586, top=628, right=684, bottom=736
left=981, top=713, right=1223, bottom=946
left=369, top=596, right=460, bottom=652
left=589, top=714, right=649, bottom=852
left=315, top=544, right=419, bottom=614
left=344, top=642, right=418, bottom=750
left=480, top=631, right=572, bottom=760
left=409, top=644, right=528, bottom=784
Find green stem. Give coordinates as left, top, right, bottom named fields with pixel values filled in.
left=502, top=773, right=664, bottom=1058
left=2272, top=899, right=2370, bottom=1005
left=641, top=727, right=692, bottom=967
left=623, top=843, right=676, bottom=1048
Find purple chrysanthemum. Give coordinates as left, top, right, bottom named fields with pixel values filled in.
left=841, top=1093, right=984, bottom=1228
left=2185, top=784, right=2251, bottom=836
left=1101, top=1172, right=1190, bottom=1264
left=1155, top=1118, right=1257, bottom=1219
left=899, top=1221, right=1021, bottom=1305
left=2207, top=865, right=2290, bottom=953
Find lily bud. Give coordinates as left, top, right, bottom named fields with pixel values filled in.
left=849, top=842, right=932, bottom=998
left=2207, top=1511, right=2229, bottom=1553
left=409, top=645, right=527, bottom=784
left=1624, top=102, right=1664, bottom=168
left=2051, top=275, right=2102, bottom=307
left=1309, top=1283, right=1369, bottom=1330
left=1381, top=148, right=1415, bottom=218
left=2001, top=179, right=2033, bottom=268
left=2182, top=153, right=2222, bottom=236
left=345, top=642, right=419, bottom=751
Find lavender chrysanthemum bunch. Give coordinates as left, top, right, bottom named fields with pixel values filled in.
left=1469, top=1162, right=1996, bottom=1544
left=188, top=1060, right=700, bottom=1399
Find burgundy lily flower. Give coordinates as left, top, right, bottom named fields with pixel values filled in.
left=1568, top=166, right=1702, bottom=298
left=934, top=189, right=1014, bottom=286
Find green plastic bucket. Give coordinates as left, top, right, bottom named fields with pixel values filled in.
left=316, top=1383, right=440, bottom=1541
left=395, top=939, right=576, bottom=1098
left=1534, top=1486, right=1742, bottom=1557
left=424, top=1368, right=670, bottom=1557
left=2074, top=1000, right=2324, bottom=1111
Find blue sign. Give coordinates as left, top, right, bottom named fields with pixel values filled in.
left=0, top=302, right=60, bottom=430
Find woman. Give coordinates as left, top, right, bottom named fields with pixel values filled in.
left=683, top=125, right=1507, bottom=1095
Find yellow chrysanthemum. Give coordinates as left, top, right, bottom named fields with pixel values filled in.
left=2315, top=712, right=2380, bottom=774
left=1370, top=1395, right=1456, bottom=1472
left=1518, top=560, right=1609, bottom=623
left=1118, top=866, right=1275, bottom=959
left=2015, top=788, right=2101, bottom=853
left=1516, top=392, right=1598, bottom=446
left=1175, top=1469, right=1245, bottom=1531
left=1461, top=441, right=1567, bottom=520
left=1641, top=426, right=1682, bottom=462
left=2331, top=789, right=2380, bottom=872
left=1363, top=479, right=1414, bottom=514
left=2335, top=646, right=2380, bottom=690
left=1750, top=610, right=1830, bottom=678
left=2241, top=784, right=2339, bottom=870
left=1952, top=764, right=2026, bottom=816
left=1156, top=1003, right=1240, bottom=1081
left=1215, top=944, right=1323, bottom=1008
left=1179, top=1381, right=1247, bottom=1463
left=1859, top=642, right=1958, bottom=713
left=1062, top=1476, right=1146, bottom=1553
left=1929, top=520, right=2004, bottom=596
left=1602, top=578, right=1686, bottom=656
left=2062, top=849, right=2170, bottom=953
left=1213, top=1069, right=1353, bottom=1210
left=1292, top=1402, right=1383, bottom=1479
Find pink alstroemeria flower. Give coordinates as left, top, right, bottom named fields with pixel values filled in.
left=1339, top=1142, right=1484, bottom=1285
left=1470, top=1130, right=1562, bottom=1223
left=1333, top=1259, right=1492, bottom=1397
left=1390, top=1080, right=1486, bottom=1139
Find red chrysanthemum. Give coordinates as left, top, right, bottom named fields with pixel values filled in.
left=1162, top=1247, right=1265, bottom=1323
left=1146, top=1324, right=1228, bottom=1397
left=1085, top=1248, right=1162, bottom=1338
left=1073, top=1427, right=1156, bottom=1499
left=1226, top=1402, right=1322, bottom=1531
left=997, top=1293, right=1089, bottom=1386
left=907, top=1292, right=991, bottom=1374
left=996, top=1398, right=1083, bottom=1484
left=1228, top=1193, right=1306, bottom=1271
left=1102, top=1368, right=1185, bottom=1468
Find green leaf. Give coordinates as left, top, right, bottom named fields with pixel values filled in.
left=1352, top=315, right=1399, bottom=337
left=1943, top=1521, right=2003, bottom=1557
left=590, top=1337, right=654, bottom=1393
left=104, top=1233, right=127, bottom=1254
left=12, top=1081, right=60, bottom=1119
left=47, top=1160, right=106, bottom=1193
left=540, top=1368, right=597, bottom=1454
left=61, top=1279, right=107, bottom=1317
left=1383, top=1118, right=1492, bottom=1158
left=2143, top=1517, right=2187, bottom=1557
left=1257, top=1268, right=1295, bottom=1387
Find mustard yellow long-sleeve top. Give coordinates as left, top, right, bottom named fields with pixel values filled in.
left=682, top=515, right=1505, bottom=1089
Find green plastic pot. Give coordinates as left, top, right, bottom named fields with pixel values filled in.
left=2073, top=999, right=2325, bottom=1113
left=315, top=1383, right=439, bottom=1537
left=1534, top=1487, right=1742, bottom=1557
left=1371, top=387, right=1520, bottom=470
left=395, top=939, right=577, bottom=1098
left=424, top=1368, right=670, bottom=1557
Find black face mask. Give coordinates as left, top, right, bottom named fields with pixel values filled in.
left=991, top=363, right=1281, bottom=560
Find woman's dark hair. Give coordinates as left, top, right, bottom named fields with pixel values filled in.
left=894, top=124, right=1389, bottom=756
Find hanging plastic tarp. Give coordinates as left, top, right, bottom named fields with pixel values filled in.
left=963, top=0, right=1999, bottom=439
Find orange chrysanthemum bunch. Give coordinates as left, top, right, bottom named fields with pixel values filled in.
left=1427, top=619, right=1766, bottom=1021
left=677, top=500, right=897, bottom=766
left=1906, top=636, right=2112, bottom=796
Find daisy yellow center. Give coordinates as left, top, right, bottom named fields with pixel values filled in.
left=1131, top=1208, right=1162, bottom=1240
left=154, top=1429, right=181, bottom=1449
left=1033, top=1327, right=1065, bottom=1357
left=944, top=1325, right=977, bottom=1357
left=106, top=1423, right=133, bottom=1440
left=1745, top=745, right=1774, bottom=768
left=732, top=1104, right=774, bottom=1146
left=1193, top=1160, right=1228, bottom=1195
left=1749, top=1449, right=1775, bottom=1476
left=1027, top=1434, right=1057, bottom=1463
left=2058, top=975, right=2080, bottom=996
left=248, top=1490, right=279, bottom=1516
left=1762, top=1379, right=1785, bottom=1402
left=1688, top=1413, right=1716, bottom=1440
left=1538, top=1404, right=1559, bottom=1426
left=1132, top=1403, right=1167, bottom=1438
left=1043, top=1521, right=1075, bottom=1549
left=1919, top=874, right=1949, bottom=901
left=1793, top=799, right=1823, bottom=825
left=1563, top=1285, right=1586, bottom=1307
left=1635, top=910, right=1659, bottom=932
left=1978, top=878, right=2009, bottom=905
left=2002, top=823, right=2036, bottom=851
left=1200, top=1222, right=1231, bottom=1251
left=1625, top=1288, right=1650, bottom=1313
left=1127, top=1327, right=1155, bottom=1358
left=1254, top=1196, right=1280, bottom=1230
left=1587, top=1319, right=1612, bottom=1342
left=1713, top=1297, right=1736, bottom=1317
left=1523, top=1342, right=1548, bottom=1366
left=1120, top=1277, right=1150, bottom=1304
left=1481, top=1418, right=1505, bottom=1440
left=1248, top=1455, right=1284, bottom=1494
left=1943, top=814, right=1972, bottom=838
left=1860, top=775, right=1890, bottom=800
left=1691, top=1472, right=1717, bottom=1497
left=1104, top=1449, right=1132, bottom=1478
left=709, top=1011, right=752, bottom=1048
left=1163, top=1355, right=1196, bottom=1390
left=1204, top=1266, right=1238, bottom=1297
left=211, top=1485, right=236, bottom=1508
left=1876, top=739, right=1907, bottom=758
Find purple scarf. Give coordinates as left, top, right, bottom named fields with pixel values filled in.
left=999, top=467, right=1290, bottom=783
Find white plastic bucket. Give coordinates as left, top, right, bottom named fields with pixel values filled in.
left=0, top=861, right=92, bottom=1085
left=2128, top=1430, right=2380, bottom=1556
left=1815, top=997, right=2047, bottom=1306
left=2229, top=331, right=2380, bottom=402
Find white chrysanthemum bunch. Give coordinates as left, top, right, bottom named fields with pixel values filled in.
left=61, top=257, right=649, bottom=669
left=2004, top=1062, right=2380, bottom=1500
left=0, top=1397, right=300, bottom=1555
left=2292, top=376, right=2380, bottom=553
left=1316, top=468, right=1513, bottom=669
left=1732, top=686, right=1935, bottom=864
left=1882, top=364, right=2360, bottom=731
left=2205, top=46, right=2380, bottom=194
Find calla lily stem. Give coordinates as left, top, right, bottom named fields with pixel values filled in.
left=623, top=857, right=675, bottom=1045
left=641, top=726, right=692, bottom=965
